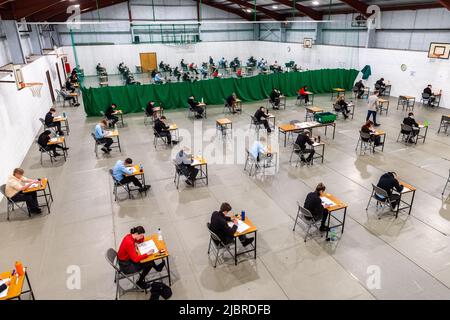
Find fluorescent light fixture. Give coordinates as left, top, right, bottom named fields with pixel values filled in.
left=312, top=1, right=319, bottom=5
left=245, top=8, right=252, bottom=13
left=272, top=5, right=278, bottom=9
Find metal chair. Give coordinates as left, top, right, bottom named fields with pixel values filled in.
left=173, top=161, right=193, bottom=189
left=57, top=89, right=75, bottom=108
left=37, top=140, right=57, bottom=165
left=397, top=124, right=414, bottom=145
left=91, top=133, right=102, bottom=157
left=206, top=223, right=236, bottom=268
left=223, top=99, right=233, bottom=114
left=153, top=127, right=168, bottom=149
left=109, top=169, right=134, bottom=201
left=420, top=93, right=431, bottom=105
left=142, top=107, right=152, bottom=126
left=366, top=184, right=397, bottom=219
left=249, top=116, right=263, bottom=135
left=0, top=184, right=30, bottom=221
left=438, top=116, right=450, bottom=134
left=442, top=169, right=450, bottom=197
left=355, top=131, right=374, bottom=155
left=105, top=248, right=146, bottom=300
left=289, top=143, right=313, bottom=167
left=244, top=149, right=259, bottom=176
left=39, top=118, right=57, bottom=134
left=292, top=202, right=322, bottom=242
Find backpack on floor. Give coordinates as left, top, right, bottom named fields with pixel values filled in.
left=149, top=282, right=172, bottom=300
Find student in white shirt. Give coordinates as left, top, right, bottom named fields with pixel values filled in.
left=366, top=90, right=381, bottom=127
left=5, top=168, right=41, bottom=214
left=250, top=136, right=270, bottom=162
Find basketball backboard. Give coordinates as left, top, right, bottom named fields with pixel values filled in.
left=428, top=42, right=450, bottom=59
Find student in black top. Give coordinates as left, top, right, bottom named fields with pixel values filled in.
left=354, top=80, right=365, bottom=99
left=180, top=59, right=187, bottom=70
left=44, top=107, right=64, bottom=135
left=146, top=101, right=157, bottom=120
left=209, top=202, right=254, bottom=247
left=64, top=79, right=79, bottom=106
left=154, top=116, right=172, bottom=145
left=226, top=93, right=238, bottom=113
left=376, top=172, right=403, bottom=209
left=188, top=96, right=204, bottom=119
left=38, top=130, right=68, bottom=157
left=402, top=112, right=419, bottom=142
left=423, top=84, right=435, bottom=106
left=375, top=78, right=386, bottom=95
left=361, top=120, right=381, bottom=146
left=269, top=88, right=281, bottom=109
left=173, top=67, right=181, bottom=81
left=335, top=96, right=350, bottom=119
left=304, top=183, right=330, bottom=232
left=254, top=106, right=272, bottom=133
left=182, top=72, right=190, bottom=82
left=209, top=56, right=214, bottom=65
left=105, top=103, right=119, bottom=127
left=295, top=131, right=315, bottom=163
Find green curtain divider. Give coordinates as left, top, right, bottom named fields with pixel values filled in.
left=81, top=68, right=359, bottom=117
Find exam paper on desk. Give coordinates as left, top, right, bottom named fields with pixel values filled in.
left=137, top=239, right=159, bottom=255
left=228, top=220, right=250, bottom=233
left=320, top=197, right=336, bottom=207
left=0, top=279, right=10, bottom=298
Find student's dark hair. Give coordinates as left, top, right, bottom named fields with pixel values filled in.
left=124, top=158, right=132, bottom=164
left=43, top=130, right=51, bottom=135
left=373, top=90, right=379, bottom=95
left=111, top=103, right=117, bottom=107
left=316, top=183, right=326, bottom=193
left=160, top=116, right=167, bottom=120
left=364, top=120, right=374, bottom=127
left=259, top=106, right=265, bottom=110
left=13, top=168, right=24, bottom=175
left=220, top=202, right=232, bottom=212
left=380, top=78, right=384, bottom=81
left=408, top=112, right=414, bottom=116
left=101, top=119, right=108, bottom=125
left=130, top=226, right=145, bottom=234
left=50, top=107, right=56, bottom=112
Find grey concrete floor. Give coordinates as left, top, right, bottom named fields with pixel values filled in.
left=1, top=92, right=450, bottom=300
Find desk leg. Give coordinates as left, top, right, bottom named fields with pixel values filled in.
left=254, top=231, right=257, bottom=260
left=423, top=127, right=428, bottom=143
left=341, top=207, right=347, bottom=234
left=117, top=136, right=122, bottom=152
left=322, top=144, right=325, bottom=163
left=166, top=256, right=172, bottom=286
left=382, top=135, right=386, bottom=152
left=43, top=187, right=50, bottom=213
left=25, top=272, right=35, bottom=300
left=332, top=123, right=336, bottom=139
left=235, top=237, right=238, bottom=265
left=396, top=193, right=401, bottom=218
left=205, top=164, right=209, bottom=185
left=326, top=210, right=331, bottom=239
left=284, top=132, right=287, bottom=148
left=48, top=181, right=54, bottom=202
left=409, top=190, right=416, bottom=215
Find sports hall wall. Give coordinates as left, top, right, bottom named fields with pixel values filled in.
left=0, top=54, right=62, bottom=196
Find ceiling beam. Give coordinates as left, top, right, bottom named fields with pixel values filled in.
left=226, top=0, right=285, bottom=21
left=339, top=0, right=368, bottom=16
left=11, top=0, right=67, bottom=20
left=438, top=0, right=450, bottom=10
left=199, top=0, right=255, bottom=21
left=272, top=0, right=322, bottom=20
left=329, top=2, right=443, bottom=15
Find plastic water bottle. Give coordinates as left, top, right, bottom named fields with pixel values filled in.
left=139, top=164, right=143, bottom=172
left=201, top=97, right=204, bottom=104
left=241, top=210, right=246, bottom=221
left=328, top=228, right=337, bottom=241
left=63, top=112, right=66, bottom=118
left=157, top=228, right=163, bottom=241
left=424, top=120, right=429, bottom=127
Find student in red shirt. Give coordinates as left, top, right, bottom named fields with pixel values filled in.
left=297, top=86, right=310, bottom=104
left=117, top=226, right=165, bottom=289
left=236, top=69, right=242, bottom=78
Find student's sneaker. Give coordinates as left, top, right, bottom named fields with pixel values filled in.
left=107, top=147, right=112, bottom=151
left=319, top=226, right=330, bottom=232
left=63, top=147, right=69, bottom=151
left=53, top=152, right=62, bottom=157
left=242, top=237, right=254, bottom=247
left=154, top=261, right=166, bottom=272
left=136, top=281, right=151, bottom=290
left=185, top=179, right=192, bottom=186
left=374, top=123, right=381, bottom=127
left=59, top=132, right=65, bottom=136
left=139, top=185, right=151, bottom=193
left=74, top=103, right=80, bottom=107
left=101, top=147, right=109, bottom=153
left=30, top=208, right=42, bottom=214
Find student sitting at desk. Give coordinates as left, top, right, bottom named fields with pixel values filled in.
left=188, top=96, right=204, bottom=119
left=297, top=86, right=310, bottom=104
left=226, top=93, right=239, bottom=113
left=38, top=130, right=68, bottom=158
left=254, top=107, right=272, bottom=133
left=154, top=116, right=173, bottom=145
left=304, top=183, right=330, bottom=232
left=250, top=136, right=271, bottom=163
left=295, top=131, right=315, bottom=164
left=70, top=70, right=78, bottom=83
left=175, top=147, right=199, bottom=186
left=146, top=101, right=157, bottom=120
left=210, top=202, right=254, bottom=247
left=65, top=78, right=75, bottom=93
left=236, top=68, right=243, bottom=78
left=354, top=80, right=365, bottom=99
left=5, top=168, right=41, bottom=214
left=402, top=112, right=420, bottom=143
left=94, top=120, right=114, bottom=154
left=182, top=72, right=190, bottom=82
left=113, top=158, right=150, bottom=193
left=180, top=59, right=187, bottom=70
left=335, top=96, right=351, bottom=119
left=117, top=226, right=165, bottom=290
left=154, top=72, right=163, bottom=84
left=173, top=67, right=181, bottom=82
left=45, top=107, right=64, bottom=136
left=269, top=88, right=281, bottom=109
left=361, top=120, right=382, bottom=147
left=375, top=78, right=386, bottom=95
left=105, top=103, right=119, bottom=127
left=376, top=172, right=403, bottom=209
left=210, top=56, right=215, bottom=66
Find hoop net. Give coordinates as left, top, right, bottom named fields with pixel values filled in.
left=25, top=82, right=44, bottom=97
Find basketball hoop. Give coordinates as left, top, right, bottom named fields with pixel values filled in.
left=24, top=82, right=44, bottom=97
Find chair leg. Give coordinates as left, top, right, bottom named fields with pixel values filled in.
left=293, top=208, right=300, bottom=231
left=207, top=238, right=212, bottom=254
left=214, top=247, right=220, bottom=268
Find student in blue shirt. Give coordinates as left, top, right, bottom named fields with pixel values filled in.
left=94, top=119, right=113, bottom=153
left=250, top=136, right=268, bottom=162
left=154, top=72, right=163, bottom=84
left=112, top=158, right=150, bottom=193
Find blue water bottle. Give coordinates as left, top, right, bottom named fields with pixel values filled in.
left=139, top=164, right=143, bottom=172
left=63, top=112, right=66, bottom=118
left=241, top=210, right=245, bottom=221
